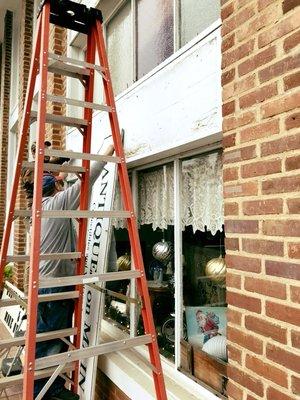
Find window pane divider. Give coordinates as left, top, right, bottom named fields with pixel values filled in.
left=173, top=0, right=180, bottom=52
left=104, top=0, right=129, bottom=25
left=174, top=158, right=183, bottom=369
left=130, top=170, right=138, bottom=337
left=132, top=0, right=137, bottom=82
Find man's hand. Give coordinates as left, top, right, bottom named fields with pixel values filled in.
left=103, top=144, right=114, bottom=156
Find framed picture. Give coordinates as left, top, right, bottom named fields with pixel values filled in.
left=185, top=306, right=227, bottom=348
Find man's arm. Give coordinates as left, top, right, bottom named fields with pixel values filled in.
left=54, top=144, right=114, bottom=210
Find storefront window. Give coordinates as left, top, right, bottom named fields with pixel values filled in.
left=105, top=152, right=227, bottom=394
left=105, top=164, right=176, bottom=361
left=179, top=153, right=227, bottom=395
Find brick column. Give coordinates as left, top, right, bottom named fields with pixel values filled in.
left=13, top=0, right=34, bottom=289
left=0, top=11, right=13, bottom=244
left=46, top=25, right=67, bottom=149
left=221, top=1, right=300, bottom=399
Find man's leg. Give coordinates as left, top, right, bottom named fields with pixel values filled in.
left=34, top=287, right=75, bottom=399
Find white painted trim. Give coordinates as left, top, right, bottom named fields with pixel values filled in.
left=104, top=0, right=128, bottom=25
left=100, top=320, right=219, bottom=400
left=174, top=159, right=182, bottom=369
left=173, top=0, right=180, bottom=52
left=126, top=133, right=222, bottom=170
left=130, top=170, right=138, bottom=337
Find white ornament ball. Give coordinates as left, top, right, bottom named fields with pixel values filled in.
left=202, top=335, right=227, bottom=361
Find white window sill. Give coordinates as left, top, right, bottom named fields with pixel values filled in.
left=99, top=320, right=219, bottom=400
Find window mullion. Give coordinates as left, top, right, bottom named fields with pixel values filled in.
left=174, top=158, right=183, bottom=369
left=174, top=0, right=180, bottom=52
left=132, top=0, right=137, bottom=82
left=130, top=169, right=138, bottom=337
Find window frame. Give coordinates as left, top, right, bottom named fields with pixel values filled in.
left=103, top=0, right=221, bottom=88
left=128, top=142, right=223, bottom=373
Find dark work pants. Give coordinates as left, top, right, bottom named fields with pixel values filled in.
left=34, top=286, right=74, bottom=399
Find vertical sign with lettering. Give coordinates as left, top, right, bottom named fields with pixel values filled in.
left=78, top=155, right=117, bottom=399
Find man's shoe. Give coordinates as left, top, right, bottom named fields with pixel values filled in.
left=48, top=388, right=80, bottom=400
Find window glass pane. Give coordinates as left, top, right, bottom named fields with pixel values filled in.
left=107, top=1, right=132, bottom=95
left=180, top=154, right=227, bottom=396
left=137, top=0, right=174, bottom=79
left=180, top=0, right=220, bottom=47
left=109, top=164, right=175, bottom=362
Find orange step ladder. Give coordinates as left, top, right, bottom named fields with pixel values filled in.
left=0, top=0, right=167, bottom=399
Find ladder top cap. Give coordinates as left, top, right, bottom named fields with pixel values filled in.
left=38, top=0, right=103, bottom=33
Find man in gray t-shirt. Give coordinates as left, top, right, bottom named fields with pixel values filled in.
left=34, top=144, right=114, bottom=400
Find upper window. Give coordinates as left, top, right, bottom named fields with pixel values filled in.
left=105, top=0, right=220, bottom=94
left=137, top=0, right=174, bottom=79
left=107, top=1, right=132, bottom=95
left=180, top=0, right=220, bottom=46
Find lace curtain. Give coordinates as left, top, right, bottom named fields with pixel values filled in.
left=112, top=152, right=224, bottom=235
left=181, top=152, right=224, bottom=235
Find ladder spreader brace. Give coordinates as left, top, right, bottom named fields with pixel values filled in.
left=0, top=0, right=168, bottom=399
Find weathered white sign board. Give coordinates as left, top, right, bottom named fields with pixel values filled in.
left=0, top=282, right=26, bottom=336
left=78, top=141, right=117, bottom=399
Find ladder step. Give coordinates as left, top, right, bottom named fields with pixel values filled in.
left=48, top=60, right=91, bottom=80
left=0, top=363, right=75, bottom=389
left=47, top=94, right=112, bottom=112
left=6, top=252, right=81, bottom=262
left=0, top=328, right=77, bottom=350
left=44, top=148, right=121, bottom=163
left=14, top=210, right=132, bottom=219
left=35, top=335, right=152, bottom=370
left=48, top=53, right=106, bottom=73
left=30, top=111, right=88, bottom=128
left=0, top=291, right=79, bottom=308
left=22, top=161, right=86, bottom=174
left=39, top=270, right=141, bottom=288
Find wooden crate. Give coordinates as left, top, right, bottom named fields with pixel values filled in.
left=193, top=345, right=228, bottom=395
left=180, top=339, right=193, bottom=373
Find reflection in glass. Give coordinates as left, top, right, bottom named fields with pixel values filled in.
left=107, top=1, right=132, bottom=95
left=137, top=0, right=174, bottom=78
left=180, top=0, right=220, bottom=47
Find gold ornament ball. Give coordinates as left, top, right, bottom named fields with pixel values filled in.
left=116, top=254, right=131, bottom=271
left=152, top=240, right=173, bottom=264
left=205, top=257, right=226, bottom=285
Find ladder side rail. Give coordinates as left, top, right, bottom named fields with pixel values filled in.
left=0, top=16, right=42, bottom=281
left=93, top=20, right=167, bottom=400
left=23, top=4, right=51, bottom=400
left=72, top=27, right=97, bottom=391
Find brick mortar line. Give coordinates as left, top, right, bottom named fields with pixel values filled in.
left=242, top=364, right=295, bottom=394
left=226, top=250, right=299, bottom=262
left=222, top=82, right=299, bottom=108
left=223, top=155, right=300, bottom=168
left=222, top=43, right=299, bottom=77
left=227, top=308, right=299, bottom=341
left=222, top=106, right=299, bottom=127
left=222, top=5, right=300, bottom=40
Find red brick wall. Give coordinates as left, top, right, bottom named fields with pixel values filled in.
left=222, top=1, right=300, bottom=399
left=13, top=4, right=67, bottom=289
left=13, top=0, right=35, bottom=289
left=0, top=11, right=13, bottom=245
left=95, top=370, right=130, bottom=400
left=46, top=25, right=67, bottom=149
